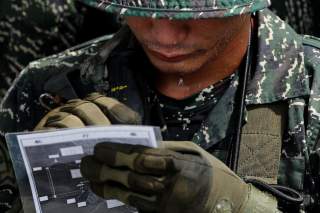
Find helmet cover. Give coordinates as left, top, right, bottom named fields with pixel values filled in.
left=82, top=0, right=270, bottom=19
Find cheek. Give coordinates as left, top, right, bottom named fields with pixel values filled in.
left=126, top=17, right=151, bottom=39
left=185, top=23, right=222, bottom=46
left=189, top=18, right=238, bottom=40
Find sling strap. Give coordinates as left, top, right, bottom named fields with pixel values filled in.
left=237, top=103, right=287, bottom=184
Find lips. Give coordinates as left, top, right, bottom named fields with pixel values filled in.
left=147, top=48, right=199, bottom=63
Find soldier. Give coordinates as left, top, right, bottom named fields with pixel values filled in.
left=0, top=0, right=119, bottom=101
left=1, top=0, right=320, bottom=212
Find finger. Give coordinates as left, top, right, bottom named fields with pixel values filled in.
left=85, top=93, right=141, bottom=124
left=60, top=99, right=111, bottom=125
left=44, top=111, right=85, bottom=128
left=91, top=182, right=132, bottom=202
left=34, top=107, right=60, bottom=130
left=90, top=182, right=157, bottom=211
left=138, top=154, right=176, bottom=174
left=94, top=143, right=177, bottom=174
left=94, top=142, right=145, bottom=169
left=127, top=173, right=165, bottom=194
left=81, top=156, right=130, bottom=187
left=81, top=156, right=165, bottom=194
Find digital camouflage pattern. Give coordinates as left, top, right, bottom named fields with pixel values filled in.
left=1, top=8, right=320, bottom=212
left=85, top=0, right=271, bottom=19
left=0, top=0, right=83, bottom=100
left=147, top=73, right=235, bottom=141
left=0, top=0, right=119, bottom=101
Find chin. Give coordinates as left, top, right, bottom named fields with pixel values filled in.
left=149, top=58, right=204, bottom=75
left=154, top=64, right=200, bottom=75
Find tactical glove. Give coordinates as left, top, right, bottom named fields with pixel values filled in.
left=35, top=93, right=141, bottom=130
left=81, top=141, right=280, bottom=213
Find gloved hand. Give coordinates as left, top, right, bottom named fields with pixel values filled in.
left=35, top=93, right=141, bottom=130
left=80, top=141, right=280, bottom=213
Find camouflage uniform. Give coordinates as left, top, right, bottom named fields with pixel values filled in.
left=270, top=0, right=320, bottom=36
left=1, top=0, right=320, bottom=212
left=0, top=0, right=82, bottom=100
left=0, top=0, right=119, bottom=101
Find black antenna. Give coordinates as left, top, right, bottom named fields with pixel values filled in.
left=228, top=24, right=253, bottom=173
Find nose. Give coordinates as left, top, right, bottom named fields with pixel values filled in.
left=150, top=19, right=188, bottom=46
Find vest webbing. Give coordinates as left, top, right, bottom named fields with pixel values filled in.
left=237, top=103, right=287, bottom=184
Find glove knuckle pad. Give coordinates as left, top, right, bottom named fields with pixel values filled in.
left=128, top=173, right=164, bottom=193
left=45, top=112, right=85, bottom=128
left=89, top=96, right=140, bottom=124
left=60, top=100, right=111, bottom=125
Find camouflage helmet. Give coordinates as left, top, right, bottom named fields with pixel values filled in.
left=82, top=0, right=270, bottom=19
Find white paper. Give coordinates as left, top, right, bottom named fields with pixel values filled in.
left=15, top=125, right=160, bottom=213
left=107, top=199, right=125, bottom=209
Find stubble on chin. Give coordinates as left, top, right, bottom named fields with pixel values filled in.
left=149, top=34, right=233, bottom=75
left=141, top=17, right=246, bottom=75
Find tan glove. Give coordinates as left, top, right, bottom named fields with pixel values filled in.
left=35, top=93, right=141, bottom=130
left=80, top=141, right=280, bottom=213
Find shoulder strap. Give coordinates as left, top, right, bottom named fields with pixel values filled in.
left=237, top=103, right=287, bottom=184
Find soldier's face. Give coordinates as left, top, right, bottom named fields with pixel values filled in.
left=126, top=15, right=250, bottom=74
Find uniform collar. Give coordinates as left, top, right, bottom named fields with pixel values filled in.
left=246, top=9, right=310, bottom=105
